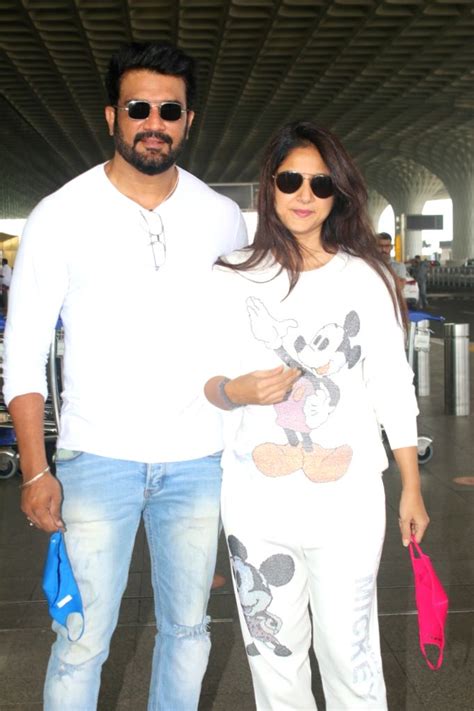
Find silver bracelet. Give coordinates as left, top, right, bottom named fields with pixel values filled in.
left=218, top=377, right=242, bottom=410
left=20, top=465, right=51, bottom=489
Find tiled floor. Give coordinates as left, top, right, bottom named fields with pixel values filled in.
left=0, top=310, right=473, bottom=710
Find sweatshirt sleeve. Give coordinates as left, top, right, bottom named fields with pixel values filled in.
left=361, top=270, right=419, bottom=450
left=3, top=199, right=68, bottom=405
left=233, top=208, right=249, bottom=251
left=203, top=266, right=248, bottom=383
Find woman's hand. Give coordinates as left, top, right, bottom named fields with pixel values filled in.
left=205, top=366, right=301, bottom=410
left=226, top=365, right=301, bottom=405
left=393, top=446, right=430, bottom=546
left=399, top=486, right=430, bottom=547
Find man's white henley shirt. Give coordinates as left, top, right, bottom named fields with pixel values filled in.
left=3, top=164, right=247, bottom=462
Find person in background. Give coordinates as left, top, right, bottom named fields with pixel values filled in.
left=204, top=121, right=429, bottom=710
left=376, top=231, right=407, bottom=290
left=0, top=257, right=12, bottom=313
left=3, top=41, right=247, bottom=711
left=412, top=254, right=431, bottom=308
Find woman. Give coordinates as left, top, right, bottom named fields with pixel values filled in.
left=205, top=121, right=429, bottom=710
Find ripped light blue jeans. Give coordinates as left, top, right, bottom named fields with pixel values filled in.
left=44, top=450, right=222, bottom=711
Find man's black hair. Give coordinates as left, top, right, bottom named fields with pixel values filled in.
left=105, top=41, right=196, bottom=109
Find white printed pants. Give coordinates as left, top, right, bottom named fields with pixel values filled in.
left=221, top=467, right=388, bottom=711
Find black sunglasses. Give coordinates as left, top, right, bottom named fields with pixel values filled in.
left=116, top=100, right=187, bottom=122
left=274, top=171, right=335, bottom=199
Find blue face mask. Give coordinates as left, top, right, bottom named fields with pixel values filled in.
left=42, top=532, right=84, bottom=641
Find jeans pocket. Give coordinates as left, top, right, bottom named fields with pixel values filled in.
left=54, top=448, right=84, bottom=464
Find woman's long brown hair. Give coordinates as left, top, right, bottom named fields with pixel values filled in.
left=217, top=120, right=407, bottom=328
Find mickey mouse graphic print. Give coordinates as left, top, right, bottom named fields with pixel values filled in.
left=248, top=300, right=360, bottom=482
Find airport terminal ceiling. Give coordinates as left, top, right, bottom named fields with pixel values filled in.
left=0, top=0, right=473, bottom=220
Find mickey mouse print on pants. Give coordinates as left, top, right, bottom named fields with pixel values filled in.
left=228, top=534, right=295, bottom=657
left=247, top=297, right=361, bottom=482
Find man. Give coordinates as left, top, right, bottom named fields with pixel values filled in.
left=0, top=257, right=12, bottom=312
left=376, top=232, right=408, bottom=290
left=3, top=41, right=247, bottom=711
left=412, top=254, right=430, bottom=308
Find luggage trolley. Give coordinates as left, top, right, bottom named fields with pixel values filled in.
left=407, top=309, right=445, bottom=465
left=0, top=314, right=19, bottom=479
left=0, top=318, right=62, bottom=480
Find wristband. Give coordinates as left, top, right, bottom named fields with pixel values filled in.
left=218, top=378, right=242, bottom=410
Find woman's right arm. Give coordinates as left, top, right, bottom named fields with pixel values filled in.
left=205, top=366, right=301, bottom=410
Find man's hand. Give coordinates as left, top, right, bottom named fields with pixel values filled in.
left=21, top=472, right=65, bottom=532
left=8, top=393, right=64, bottom=532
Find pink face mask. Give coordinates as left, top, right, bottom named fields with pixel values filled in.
left=409, top=536, right=448, bottom=670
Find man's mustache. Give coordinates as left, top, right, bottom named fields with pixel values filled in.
left=133, top=131, right=172, bottom=147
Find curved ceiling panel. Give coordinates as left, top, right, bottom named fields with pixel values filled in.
left=0, top=0, right=472, bottom=216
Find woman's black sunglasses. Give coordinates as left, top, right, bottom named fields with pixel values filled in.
left=274, top=171, right=335, bottom=199
left=116, top=100, right=187, bottom=122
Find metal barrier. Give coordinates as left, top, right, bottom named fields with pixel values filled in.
left=414, top=319, right=431, bottom=397
left=428, top=266, right=474, bottom=290
left=444, top=323, right=470, bottom=416
left=406, top=311, right=446, bottom=464
left=408, top=311, right=445, bottom=398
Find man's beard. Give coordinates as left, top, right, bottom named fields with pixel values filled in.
left=113, top=121, right=187, bottom=176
